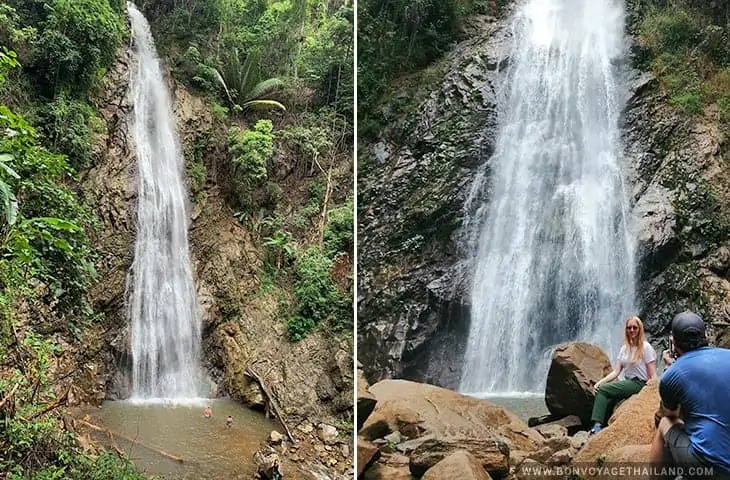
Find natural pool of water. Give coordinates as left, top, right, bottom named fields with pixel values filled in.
left=82, top=398, right=278, bottom=480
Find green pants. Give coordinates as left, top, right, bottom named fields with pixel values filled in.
left=591, top=378, right=646, bottom=425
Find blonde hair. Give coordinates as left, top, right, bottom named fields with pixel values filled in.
left=623, top=316, right=645, bottom=362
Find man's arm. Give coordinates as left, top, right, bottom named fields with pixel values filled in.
left=658, top=369, right=681, bottom=419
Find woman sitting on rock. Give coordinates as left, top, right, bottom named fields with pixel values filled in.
left=589, top=315, right=657, bottom=435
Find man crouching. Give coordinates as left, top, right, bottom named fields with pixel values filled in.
left=651, top=311, right=730, bottom=479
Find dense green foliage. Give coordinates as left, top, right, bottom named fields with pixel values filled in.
left=148, top=0, right=357, bottom=342
left=0, top=334, right=148, bottom=480
left=145, top=0, right=353, bottom=120
left=635, top=1, right=730, bottom=121
left=0, top=46, right=146, bottom=479
left=31, top=0, right=125, bottom=96
left=357, top=0, right=505, bottom=136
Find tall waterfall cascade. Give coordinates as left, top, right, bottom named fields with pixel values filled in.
left=127, top=2, right=203, bottom=401
left=460, top=0, right=635, bottom=395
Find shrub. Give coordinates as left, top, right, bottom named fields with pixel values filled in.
left=286, top=245, right=347, bottom=341
left=324, top=196, right=353, bottom=256
left=639, top=8, right=698, bottom=54
left=227, top=120, right=274, bottom=183
left=670, top=90, right=703, bottom=115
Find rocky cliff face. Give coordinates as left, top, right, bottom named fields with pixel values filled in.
left=358, top=7, right=730, bottom=385
left=358, top=15, right=511, bottom=388
left=79, top=39, right=353, bottom=439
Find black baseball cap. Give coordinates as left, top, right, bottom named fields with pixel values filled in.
left=671, top=311, right=707, bottom=347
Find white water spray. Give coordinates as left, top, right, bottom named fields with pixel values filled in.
left=127, top=2, right=203, bottom=402
left=460, top=0, right=635, bottom=395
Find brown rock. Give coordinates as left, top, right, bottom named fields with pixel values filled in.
left=363, top=380, right=541, bottom=453
left=357, top=438, right=381, bottom=477
left=358, top=368, right=378, bottom=430
left=574, top=379, right=659, bottom=463
left=605, top=444, right=652, bottom=462
left=545, top=342, right=612, bottom=425
left=545, top=448, right=573, bottom=466
left=422, top=450, right=492, bottom=480
left=578, top=445, right=653, bottom=480
left=363, top=453, right=414, bottom=480
left=510, top=450, right=529, bottom=467
left=542, top=415, right=583, bottom=435
left=535, top=423, right=567, bottom=439
left=527, top=446, right=554, bottom=463
left=570, top=431, right=589, bottom=450
left=409, top=437, right=509, bottom=478
left=545, top=435, right=571, bottom=452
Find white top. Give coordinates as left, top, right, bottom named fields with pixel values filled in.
left=617, top=341, right=656, bottom=381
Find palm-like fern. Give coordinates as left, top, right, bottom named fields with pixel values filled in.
left=213, top=48, right=286, bottom=112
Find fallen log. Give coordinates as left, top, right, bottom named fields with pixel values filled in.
left=28, top=387, right=70, bottom=420
left=77, top=419, right=184, bottom=463
left=245, top=367, right=296, bottom=443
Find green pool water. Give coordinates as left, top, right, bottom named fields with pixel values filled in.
left=84, top=398, right=277, bottom=479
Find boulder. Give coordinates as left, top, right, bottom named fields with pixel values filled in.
left=606, top=444, right=652, bottom=462
left=357, top=438, right=381, bottom=477
left=534, top=423, right=567, bottom=439
left=358, top=368, right=378, bottom=431
left=545, top=343, right=612, bottom=425
left=545, top=448, right=572, bottom=466
left=268, top=430, right=284, bottom=445
left=422, top=450, right=492, bottom=480
left=317, top=423, right=338, bottom=444
left=363, top=453, right=414, bottom=480
left=362, top=380, right=542, bottom=454
left=574, top=380, right=659, bottom=463
left=579, top=445, right=653, bottom=480
left=409, top=437, right=509, bottom=478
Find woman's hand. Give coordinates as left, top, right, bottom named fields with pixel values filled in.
left=592, top=381, right=602, bottom=394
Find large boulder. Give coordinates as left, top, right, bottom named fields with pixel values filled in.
left=361, top=379, right=544, bottom=454
left=545, top=343, right=612, bottom=425
left=410, top=437, right=508, bottom=478
left=422, top=450, right=492, bottom=480
left=574, top=379, right=659, bottom=463
left=606, top=444, right=652, bottom=462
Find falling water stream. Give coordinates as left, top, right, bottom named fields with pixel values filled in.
left=127, top=2, right=203, bottom=402
left=460, top=0, right=635, bottom=396
left=87, top=5, right=285, bottom=478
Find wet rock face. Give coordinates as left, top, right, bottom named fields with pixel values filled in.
left=357, top=17, right=511, bottom=387
left=622, top=67, right=730, bottom=343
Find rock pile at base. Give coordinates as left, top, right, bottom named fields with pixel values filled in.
left=357, top=342, right=661, bottom=479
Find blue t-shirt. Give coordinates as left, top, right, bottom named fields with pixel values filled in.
left=660, top=346, right=730, bottom=472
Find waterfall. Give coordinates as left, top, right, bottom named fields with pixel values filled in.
left=460, top=0, right=635, bottom=395
left=127, top=2, right=203, bottom=401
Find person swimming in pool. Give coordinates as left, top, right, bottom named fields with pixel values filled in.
left=225, top=415, right=233, bottom=428
left=203, top=406, right=212, bottom=418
